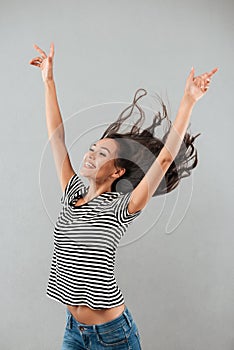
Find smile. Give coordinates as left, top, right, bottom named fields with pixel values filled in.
left=84, top=162, right=96, bottom=169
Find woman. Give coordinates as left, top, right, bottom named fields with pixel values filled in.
left=29, top=43, right=218, bottom=349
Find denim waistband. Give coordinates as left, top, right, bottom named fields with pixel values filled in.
left=66, top=305, right=133, bottom=334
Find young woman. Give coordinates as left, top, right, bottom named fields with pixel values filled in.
left=29, top=43, right=218, bottom=350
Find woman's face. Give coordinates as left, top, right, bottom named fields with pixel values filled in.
left=80, top=138, right=125, bottom=184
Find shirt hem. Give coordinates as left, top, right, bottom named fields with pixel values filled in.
left=46, top=292, right=125, bottom=310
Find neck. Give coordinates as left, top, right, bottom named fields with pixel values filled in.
left=85, top=184, right=112, bottom=200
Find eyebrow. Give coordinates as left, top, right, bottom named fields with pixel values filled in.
left=91, top=143, right=111, bottom=154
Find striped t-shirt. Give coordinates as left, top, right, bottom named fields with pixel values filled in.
left=46, top=173, right=143, bottom=310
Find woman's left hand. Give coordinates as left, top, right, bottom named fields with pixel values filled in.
left=184, top=67, right=218, bottom=102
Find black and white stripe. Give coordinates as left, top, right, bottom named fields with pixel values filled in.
left=46, top=173, right=142, bottom=310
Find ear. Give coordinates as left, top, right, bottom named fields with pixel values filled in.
left=113, top=167, right=126, bottom=179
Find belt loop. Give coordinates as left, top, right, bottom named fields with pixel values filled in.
left=123, top=308, right=132, bottom=328
left=68, top=314, right=72, bottom=329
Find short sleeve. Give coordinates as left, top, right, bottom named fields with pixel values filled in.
left=60, top=173, right=85, bottom=205
left=113, top=191, right=143, bottom=225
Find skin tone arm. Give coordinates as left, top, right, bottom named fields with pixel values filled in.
left=29, top=43, right=75, bottom=192
left=128, top=66, right=218, bottom=214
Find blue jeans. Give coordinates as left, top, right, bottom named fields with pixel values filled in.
left=61, top=305, right=142, bottom=349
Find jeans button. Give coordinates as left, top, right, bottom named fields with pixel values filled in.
left=79, top=326, right=84, bottom=331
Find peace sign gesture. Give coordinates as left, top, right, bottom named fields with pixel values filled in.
left=29, top=42, right=55, bottom=83
left=185, top=67, right=218, bottom=102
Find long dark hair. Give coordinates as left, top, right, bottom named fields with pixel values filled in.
left=100, top=88, right=201, bottom=196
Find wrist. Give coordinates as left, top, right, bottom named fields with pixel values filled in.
left=182, top=92, right=197, bottom=107
left=44, top=79, right=55, bottom=87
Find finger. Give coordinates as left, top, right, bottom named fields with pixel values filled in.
left=29, top=61, right=41, bottom=67
left=200, top=73, right=209, bottom=80
left=196, top=73, right=212, bottom=87
left=30, top=61, right=42, bottom=66
left=201, top=74, right=211, bottom=85
left=30, top=56, right=43, bottom=62
left=29, top=57, right=43, bottom=65
left=49, top=42, right=54, bottom=58
left=207, top=67, right=218, bottom=78
left=33, top=44, right=47, bottom=58
left=194, top=77, right=202, bottom=88
left=202, top=86, right=209, bottom=93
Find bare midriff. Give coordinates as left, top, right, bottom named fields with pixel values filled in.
left=67, top=303, right=125, bottom=325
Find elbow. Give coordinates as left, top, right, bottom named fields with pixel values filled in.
left=159, top=147, right=176, bottom=165
left=160, top=158, right=173, bottom=175
left=157, top=149, right=174, bottom=167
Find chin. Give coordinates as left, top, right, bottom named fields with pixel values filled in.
left=79, top=169, right=92, bottom=178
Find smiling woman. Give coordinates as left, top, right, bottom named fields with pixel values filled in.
left=29, top=42, right=217, bottom=350
left=79, top=137, right=126, bottom=196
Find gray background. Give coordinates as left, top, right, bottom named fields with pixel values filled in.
left=1, top=0, right=233, bottom=349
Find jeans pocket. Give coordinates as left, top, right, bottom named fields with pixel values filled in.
left=97, top=324, right=128, bottom=346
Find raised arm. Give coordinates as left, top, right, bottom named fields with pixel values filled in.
left=29, top=43, right=75, bottom=192
left=128, top=67, right=218, bottom=214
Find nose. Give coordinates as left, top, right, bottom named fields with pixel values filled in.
left=88, top=150, right=96, bottom=160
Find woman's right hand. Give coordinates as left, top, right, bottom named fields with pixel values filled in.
left=29, top=42, right=55, bottom=83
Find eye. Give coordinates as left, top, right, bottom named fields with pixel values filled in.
left=89, top=148, right=106, bottom=157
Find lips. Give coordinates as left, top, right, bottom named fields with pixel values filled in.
left=84, top=160, right=96, bottom=168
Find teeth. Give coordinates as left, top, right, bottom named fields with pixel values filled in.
left=85, top=162, right=95, bottom=168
